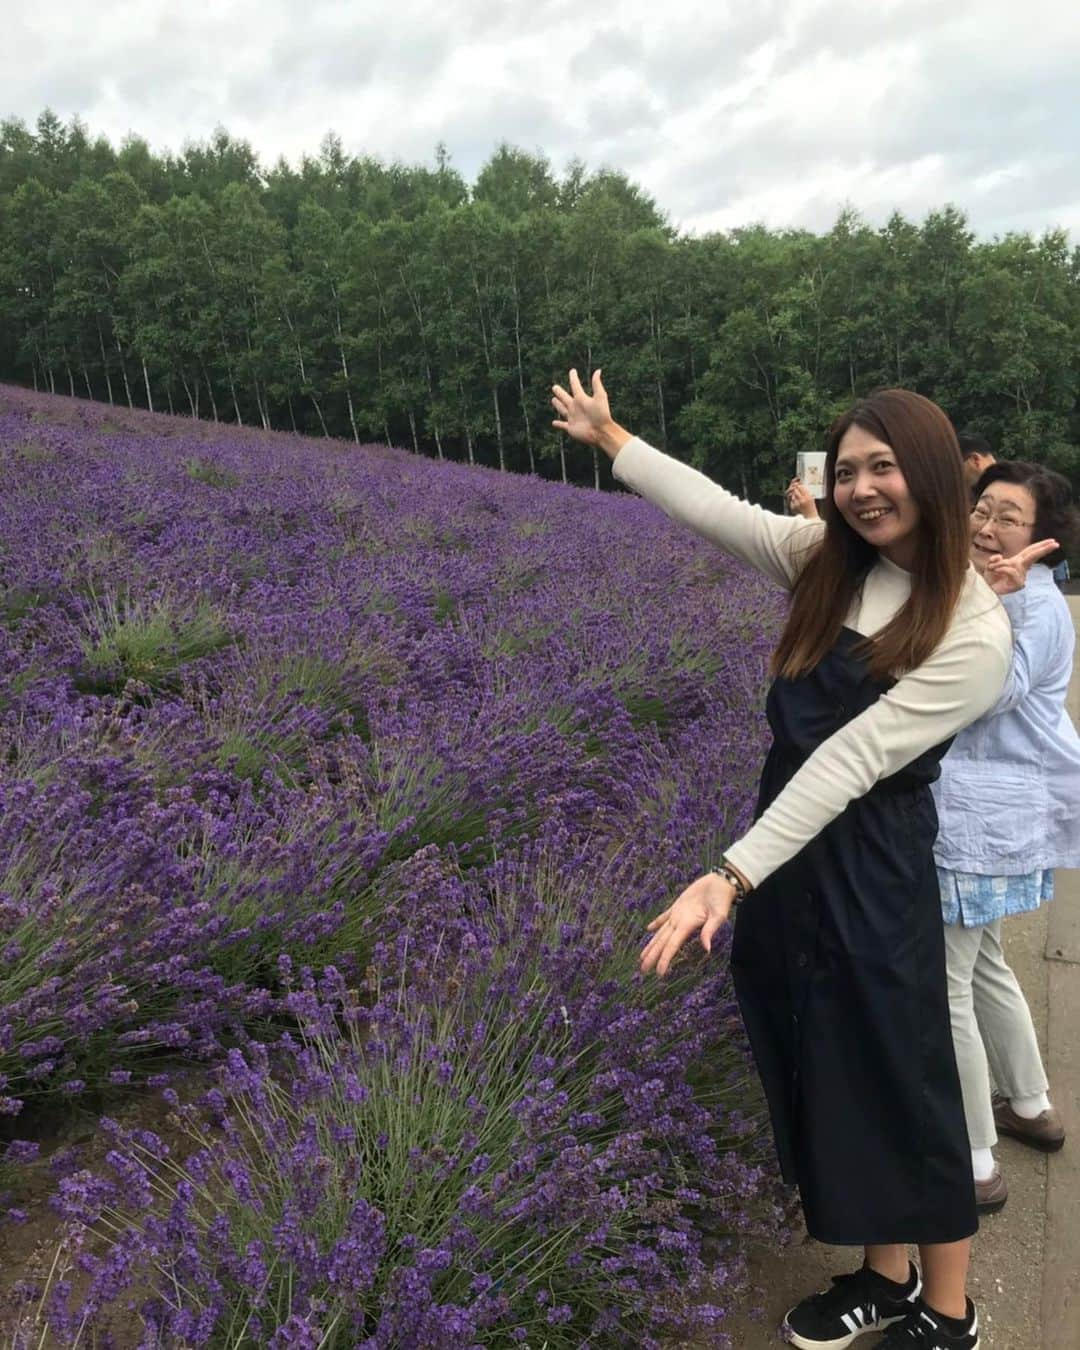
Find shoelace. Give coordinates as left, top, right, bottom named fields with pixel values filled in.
left=807, top=1268, right=883, bottom=1318
left=881, top=1307, right=960, bottom=1348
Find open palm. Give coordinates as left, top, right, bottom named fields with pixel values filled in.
left=551, top=369, right=612, bottom=446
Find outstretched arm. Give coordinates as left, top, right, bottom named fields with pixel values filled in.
left=553, top=369, right=823, bottom=591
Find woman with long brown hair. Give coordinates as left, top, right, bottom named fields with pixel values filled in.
left=552, top=372, right=1056, bottom=1350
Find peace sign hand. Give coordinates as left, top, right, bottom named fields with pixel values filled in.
left=984, top=539, right=1060, bottom=595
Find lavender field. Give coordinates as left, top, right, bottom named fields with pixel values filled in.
left=0, top=386, right=787, bottom=1348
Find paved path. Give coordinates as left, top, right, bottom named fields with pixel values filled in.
left=1041, top=594, right=1080, bottom=1350
left=716, top=595, right=1080, bottom=1350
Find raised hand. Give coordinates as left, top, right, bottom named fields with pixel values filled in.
left=639, top=872, right=738, bottom=977
left=983, top=539, right=1060, bottom=595
left=786, top=477, right=820, bottom=520
left=551, top=369, right=631, bottom=461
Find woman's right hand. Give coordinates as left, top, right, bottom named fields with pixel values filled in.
left=983, top=539, right=1060, bottom=594
left=551, top=369, right=632, bottom=461
left=639, top=872, right=738, bottom=977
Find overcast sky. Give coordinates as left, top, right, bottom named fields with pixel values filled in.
left=6, top=0, right=1080, bottom=238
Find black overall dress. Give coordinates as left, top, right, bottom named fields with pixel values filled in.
left=730, top=628, right=978, bottom=1246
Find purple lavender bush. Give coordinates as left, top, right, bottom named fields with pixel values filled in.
left=1, top=387, right=787, bottom=1344
left=43, top=851, right=781, bottom=1347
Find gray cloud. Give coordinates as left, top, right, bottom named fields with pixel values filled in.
left=4, top=0, right=1080, bottom=238
left=569, top=26, right=646, bottom=81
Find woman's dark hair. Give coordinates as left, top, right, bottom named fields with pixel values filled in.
left=973, top=460, right=1078, bottom=568
left=957, top=432, right=994, bottom=461
left=772, top=389, right=972, bottom=682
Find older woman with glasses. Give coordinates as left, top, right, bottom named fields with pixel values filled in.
left=934, top=460, right=1080, bottom=1214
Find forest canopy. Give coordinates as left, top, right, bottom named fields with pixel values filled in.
left=3, top=110, right=1079, bottom=497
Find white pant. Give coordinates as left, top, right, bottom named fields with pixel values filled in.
left=943, top=918, right=1049, bottom=1151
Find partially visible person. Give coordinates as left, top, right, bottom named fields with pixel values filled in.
left=1052, top=557, right=1070, bottom=591
left=957, top=433, right=996, bottom=490
left=786, top=475, right=820, bottom=520
left=935, top=460, right=1080, bottom=1215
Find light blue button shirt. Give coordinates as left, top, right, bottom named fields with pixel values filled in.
left=933, top=565, right=1080, bottom=877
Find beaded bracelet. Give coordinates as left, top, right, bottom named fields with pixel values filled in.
left=711, top=859, right=749, bottom=905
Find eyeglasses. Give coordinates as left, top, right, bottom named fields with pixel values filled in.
left=970, top=505, right=1035, bottom=533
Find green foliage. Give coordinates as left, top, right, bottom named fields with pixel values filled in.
left=184, top=455, right=241, bottom=489
left=14, top=438, right=53, bottom=463
left=3, top=110, right=1080, bottom=502
left=0, top=584, right=51, bottom=626
left=75, top=593, right=234, bottom=695
left=199, top=648, right=373, bottom=789
left=361, top=742, right=495, bottom=858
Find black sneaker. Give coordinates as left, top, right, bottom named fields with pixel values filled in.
left=878, top=1298, right=980, bottom=1349
left=782, top=1262, right=921, bottom=1348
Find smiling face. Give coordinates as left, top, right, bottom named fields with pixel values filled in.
left=832, top=424, right=922, bottom=570
left=969, top=482, right=1037, bottom=572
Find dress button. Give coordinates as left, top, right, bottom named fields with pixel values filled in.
left=796, top=953, right=809, bottom=968
left=804, top=891, right=814, bottom=905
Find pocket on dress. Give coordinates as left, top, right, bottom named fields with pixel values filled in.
left=936, top=761, right=1047, bottom=867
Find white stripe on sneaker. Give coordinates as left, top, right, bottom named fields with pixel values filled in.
left=786, top=1305, right=890, bottom=1350
left=840, top=1303, right=877, bottom=1333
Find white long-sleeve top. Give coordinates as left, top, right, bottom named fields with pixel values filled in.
left=612, top=437, right=1014, bottom=888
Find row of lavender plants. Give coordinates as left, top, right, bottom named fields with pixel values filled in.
left=0, top=386, right=787, bottom=1347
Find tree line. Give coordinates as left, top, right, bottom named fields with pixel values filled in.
left=2, top=109, right=1080, bottom=496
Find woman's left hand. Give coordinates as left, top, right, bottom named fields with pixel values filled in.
left=639, top=873, right=738, bottom=977
left=984, top=539, right=1060, bottom=594
left=786, top=477, right=819, bottom=520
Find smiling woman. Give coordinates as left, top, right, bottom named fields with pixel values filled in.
left=551, top=372, right=1058, bottom=1350
left=969, top=473, right=1052, bottom=572
left=771, top=392, right=983, bottom=687
left=833, top=427, right=922, bottom=565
